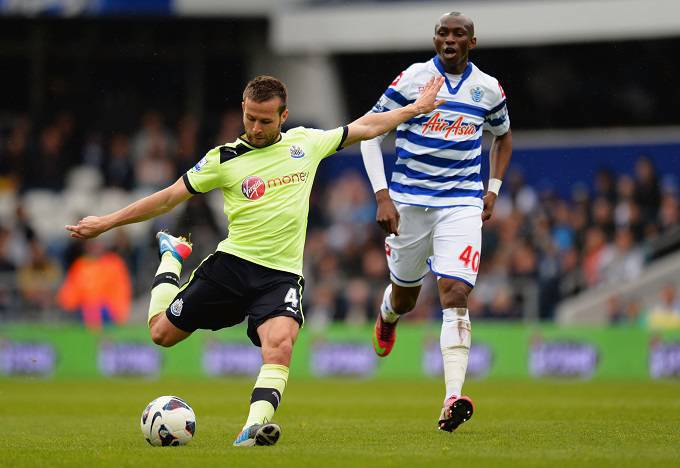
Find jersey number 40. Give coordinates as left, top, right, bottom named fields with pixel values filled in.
left=458, top=245, right=480, bottom=273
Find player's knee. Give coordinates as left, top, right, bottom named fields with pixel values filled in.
left=272, top=336, right=294, bottom=358
left=262, top=335, right=294, bottom=363
left=150, top=324, right=176, bottom=348
left=439, top=281, right=471, bottom=309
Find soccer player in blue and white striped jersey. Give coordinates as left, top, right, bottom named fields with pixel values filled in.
left=361, top=12, right=513, bottom=433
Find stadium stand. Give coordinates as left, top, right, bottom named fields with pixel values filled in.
left=0, top=5, right=678, bottom=328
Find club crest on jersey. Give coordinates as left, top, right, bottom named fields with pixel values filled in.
left=192, top=156, right=208, bottom=172
left=289, top=145, right=305, bottom=159
left=470, top=86, right=484, bottom=102
left=241, top=176, right=266, bottom=200
left=170, top=298, right=183, bottom=316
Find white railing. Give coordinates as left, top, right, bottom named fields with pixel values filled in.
left=556, top=250, right=680, bottom=325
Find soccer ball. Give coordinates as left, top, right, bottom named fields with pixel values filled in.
left=140, top=395, right=196, bottom=446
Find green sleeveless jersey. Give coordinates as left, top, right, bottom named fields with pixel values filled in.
left=183, top=126, right=347, bottom=276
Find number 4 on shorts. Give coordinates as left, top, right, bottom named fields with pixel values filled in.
left=284, top=288, right=299, bottom=309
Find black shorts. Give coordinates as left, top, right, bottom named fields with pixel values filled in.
left=165, top=252, right=305, bottom=347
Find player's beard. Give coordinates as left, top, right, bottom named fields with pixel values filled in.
left=248, top=123, right=282, bottom=148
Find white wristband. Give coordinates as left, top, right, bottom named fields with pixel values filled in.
left=487, top=178, right=502, bottom=195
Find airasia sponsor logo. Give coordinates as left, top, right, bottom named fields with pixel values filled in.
left=241, top=176, right=265, bottom=200
left=421, top=112, right=477, bottom=138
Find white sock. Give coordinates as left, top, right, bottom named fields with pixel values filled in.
left=440, top=307, right=471, bottom=402
left=380, top=284, right=400, bottom=323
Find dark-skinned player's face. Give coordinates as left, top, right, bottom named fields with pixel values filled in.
left=433, top=15, right=476, bottom=70
left=242, top=97, right=289, bottom=147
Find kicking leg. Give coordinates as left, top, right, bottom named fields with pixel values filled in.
left=234, top=316, right=299, bottom=447
left=148, top=231, right=193, bottom=347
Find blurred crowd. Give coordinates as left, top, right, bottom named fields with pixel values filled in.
left=1, top=111, right=679, bottom=329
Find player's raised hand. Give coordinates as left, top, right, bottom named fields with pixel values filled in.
left=65, top=215, right=110, bottom=239
left=412, top=76, right=446, bottom=115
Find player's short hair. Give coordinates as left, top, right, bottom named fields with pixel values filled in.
left=243, top=75, right=288, bottom=114
left=435, top=11, right=474, bottom=36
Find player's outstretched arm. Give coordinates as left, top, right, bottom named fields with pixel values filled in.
left=343, top=76, right=445, bottom=148
left=65, top=178, right=193, bottom=239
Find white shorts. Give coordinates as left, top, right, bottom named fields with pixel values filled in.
left=384, top=204, right=483, bottom=288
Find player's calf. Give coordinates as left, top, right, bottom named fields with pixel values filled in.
left=148, top=231, right=193, bottom=329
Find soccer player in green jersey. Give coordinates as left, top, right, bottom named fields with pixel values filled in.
left=66, top=74, right=445, bottom=447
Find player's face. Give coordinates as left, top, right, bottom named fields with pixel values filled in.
left=242, top=98, right=289, bottom=147
left=433, top=16, right=476, bottom=72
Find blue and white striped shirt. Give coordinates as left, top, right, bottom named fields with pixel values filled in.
left=370, top=58, right=510, bottom=209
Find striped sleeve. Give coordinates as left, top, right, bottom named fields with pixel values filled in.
left=369, top=67, right=416, bottom=114
left=483, top=81, right=510, bottom=136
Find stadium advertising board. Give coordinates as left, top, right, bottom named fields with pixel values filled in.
left=2, top=324, right=679, bottom=379
left=310, top=342, right=377, bottom=377
left=529, top=340, right=599, bottom=378
left=422, top=341, right=493, bottom=378
left=0, top=340, right=56, bottom=376
left=97, top=341, right=161, bottom=377
left=202, top=342, right=262, bottom=376
left=649, top=339, right=680, bottom=378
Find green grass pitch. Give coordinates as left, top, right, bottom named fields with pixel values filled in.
left=1, top=379, right=678, bottom=467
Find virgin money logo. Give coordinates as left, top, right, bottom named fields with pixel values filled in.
left=241, top=176, right=265, bottom=200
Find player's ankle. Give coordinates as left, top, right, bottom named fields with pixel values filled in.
left=381, top=308, right=400, bottom=323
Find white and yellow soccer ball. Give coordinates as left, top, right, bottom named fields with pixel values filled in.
left=140, top=396, right=196, bottom=446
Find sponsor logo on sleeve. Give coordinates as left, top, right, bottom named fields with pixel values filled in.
left=192, top=157, right=208, bottom=172
left=373, top=96, right=388, bottom=112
